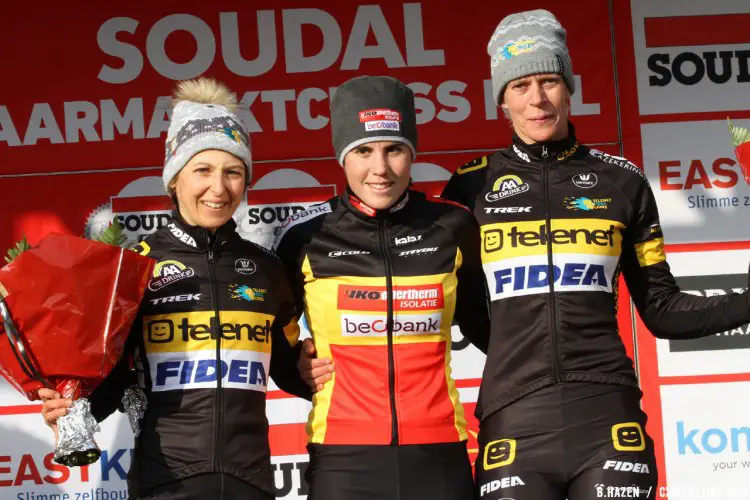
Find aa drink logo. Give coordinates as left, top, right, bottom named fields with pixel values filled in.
left=85, top=176, right=172, bottom=245
left=632, top=0, right=750, bottom=114
left=239, top=181, right=336, bottom=249
left=148, top=260, right=195, bottom=291
left=669, top=273, right=750, bottom=352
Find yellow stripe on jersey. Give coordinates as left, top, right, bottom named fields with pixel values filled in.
left=456, top=156, right=488, bottom=175
left=283, top=319, right=301, bottom=347
left=143, top=311, right=274, bottom=354
left=445, top=338, right=468, bottom=441
left=481, top=218, right=624, bottom=262
left=308, top=373, right=335, bottom=443
left=634, top=237, right=666, bottom=267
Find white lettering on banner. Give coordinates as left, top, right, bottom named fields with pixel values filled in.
left=96, top=4, right=444, bottom=84
left=484, top=254, right=618, bottom=300
left=341, top=313, right=442, bottom=336
left=0, top=81, right=472, bottom=146
left=409, top=81, right=471, bottom=124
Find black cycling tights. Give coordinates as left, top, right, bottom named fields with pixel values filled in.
left=475, top=383, right=658, bottom=500
left=307, top=441, right=474, bottom=500
left=137, top=473, right=273, bottom=500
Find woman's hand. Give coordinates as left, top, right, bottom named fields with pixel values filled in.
left=297, top=338, right=334, bottom=393
left=39, top=388, right=72, bottom=444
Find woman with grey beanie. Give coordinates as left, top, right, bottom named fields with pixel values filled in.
left=440, top=8, right=750, bottom=500
left=40, top=76, right=312, bottom=500
left=274, top=75, right=491, bottom=499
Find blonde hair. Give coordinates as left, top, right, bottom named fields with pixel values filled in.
left=172, top=77, right=237, bottom=112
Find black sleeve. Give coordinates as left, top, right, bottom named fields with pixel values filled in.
left=453, top=211, right=490, bottom=354
left=273, top=223, right=309, bottom=332
left=622, top=178, right=750, bottom=339
left=268, top=260, right=312, bottom=401
left=89, top=328, right=138, bottom=422
left=440, top=155, right=489, bottom=210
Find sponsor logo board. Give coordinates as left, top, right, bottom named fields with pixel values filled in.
left=660, top=383, right=750, bottom=499
left=631, top=0, right=750, bottom=115
left=641, top=119, right=750, bottom=244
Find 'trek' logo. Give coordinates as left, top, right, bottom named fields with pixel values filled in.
left=148, top=260, right=195, bottom=292
left=337, top=285, right=444, bottom=312
left=483, top=225, right=616, bottom=253
left=645, top=13, right=750, bottom=87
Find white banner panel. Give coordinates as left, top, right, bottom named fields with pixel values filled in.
left=654, top=249, right=750, bottom=377
left=641, top=119, right=750, bottom=245
left=631, top=0, right=750, bottom=116
left=660, top=382, right=750, bottom=500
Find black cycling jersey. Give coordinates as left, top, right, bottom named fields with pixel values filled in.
left=441, top=125, right=750, bottom=421
left=89, top=212, right=310, bottom=498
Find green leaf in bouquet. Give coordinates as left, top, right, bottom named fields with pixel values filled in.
left=4, top=237, right=31, bottom=264
left=95, top=217, right=128, bottom=248
left=727, top=118, right=750, bottom=147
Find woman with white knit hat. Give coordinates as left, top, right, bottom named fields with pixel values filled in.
left=40, top=77, right=312, bottom=499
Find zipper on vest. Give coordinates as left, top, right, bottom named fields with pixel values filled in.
left=206, top=234, right=223, bottom=472
left=542, top=145, right=562, bottom=383
left=378, top=218, right=399, bottom=445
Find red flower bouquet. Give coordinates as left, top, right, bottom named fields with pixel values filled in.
left=0, top=231, right=153, bottom=466
left=728, top=118, right=750, bottom=186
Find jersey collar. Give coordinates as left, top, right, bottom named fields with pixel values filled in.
left=168, top=210, right=238, bottom=251
left=510, top=123, right=582, bottom=165
left=343, top=187, right=411, bottom=219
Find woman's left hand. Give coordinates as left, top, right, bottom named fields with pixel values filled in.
left=297, top=338, right=334, bottom=393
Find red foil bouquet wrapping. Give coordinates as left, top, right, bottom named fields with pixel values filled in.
left=0, top=233, right=154, bottom=466
left=728, top=118, right=750, bottom=185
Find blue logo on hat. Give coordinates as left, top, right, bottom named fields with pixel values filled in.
left=222, top=127, right=243, bottom=143
left=502, top=37, right=536, bottom=60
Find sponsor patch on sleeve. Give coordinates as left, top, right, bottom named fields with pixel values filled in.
left=456, top=156, right=489, bottom=175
